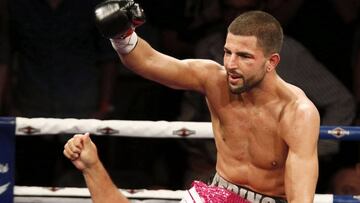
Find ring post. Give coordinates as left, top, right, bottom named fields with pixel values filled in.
left=0, top=117, right=15, bottom=203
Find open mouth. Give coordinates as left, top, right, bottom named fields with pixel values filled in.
left=228, top=74, right=242, bottom=85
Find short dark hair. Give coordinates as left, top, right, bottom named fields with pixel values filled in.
left=228, top=10, right=283, bottom=56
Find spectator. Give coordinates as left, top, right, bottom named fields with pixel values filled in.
left=352, top=22, right=360, bottom=125
left=328, top=162, right=360, bottom=195
left=284, top=0, right=359, bottom=90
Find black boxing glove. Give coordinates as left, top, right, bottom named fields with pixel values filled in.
left=94, top=0, right=145, bottom=54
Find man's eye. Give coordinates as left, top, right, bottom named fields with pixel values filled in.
left=238, top=54, right=251, bottom=59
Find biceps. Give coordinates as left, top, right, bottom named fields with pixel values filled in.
left=285, top=131, right=319, bottom=175
left=130, top=52, right=204, bottom=91
left=285, top=150, right=318, bottom=200
left=153, top=58, right=209, bottom=92
left=286, top=149, right=318, bottom=177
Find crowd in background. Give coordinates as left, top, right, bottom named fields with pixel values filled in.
left=0, top=0, right=360, bottom=195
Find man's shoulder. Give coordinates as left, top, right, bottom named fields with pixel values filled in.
left=186, top=58, right=224, bottom=72
left=282, top=82, right=319, bottom=118
left=183, top=58, right=226, bottom=89
left=288, top=98, right=319, bottom=126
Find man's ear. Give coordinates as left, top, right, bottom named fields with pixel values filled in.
left=266, top=53, right=280, bottom=72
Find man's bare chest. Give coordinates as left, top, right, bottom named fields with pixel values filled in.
left=212, top=104, right=288, bottom=168
left=217, top=108, right=279, bottom=143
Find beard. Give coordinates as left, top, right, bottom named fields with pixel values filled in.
left=228, top=71, right=266, bottom=94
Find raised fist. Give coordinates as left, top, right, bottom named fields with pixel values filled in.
left=94, top=0, right=145, bottom=39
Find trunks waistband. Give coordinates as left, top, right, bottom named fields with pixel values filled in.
left=211, top=173, right=287, bottom=203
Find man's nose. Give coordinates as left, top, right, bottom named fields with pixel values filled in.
left=227, top=54, right=238, bottom=69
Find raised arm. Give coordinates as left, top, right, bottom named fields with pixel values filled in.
left=63, top=133, right=130, bottom=203
left=281, top=100, right=320, bottom=203
left=94, top=0, right=219, bottom=93
left=124, top=38, right=219, bottom=92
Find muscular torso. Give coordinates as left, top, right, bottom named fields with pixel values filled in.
left=206, top=70, right=293, bottom=197
left=123, top=39, right=318, bottom=201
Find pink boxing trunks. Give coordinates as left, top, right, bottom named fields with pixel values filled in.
left=210, top=173, right=287, bottom=203
left=181, top=180, right=250, bottom=203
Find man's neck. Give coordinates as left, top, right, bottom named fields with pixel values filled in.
left=235, top=74, right=280, bottom=106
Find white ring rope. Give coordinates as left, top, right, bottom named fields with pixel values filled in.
left=8, top=117, right=360, bottom=202
left=15, top=117, right=360, bottom=140
left=14, top=186, right=185, bottom=199
left=13, top=186, right=336, bottom=202
left=15, top=117, right=213, bottom=138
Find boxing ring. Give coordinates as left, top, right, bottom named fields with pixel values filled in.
left=0, top=117, right=359, bottom=203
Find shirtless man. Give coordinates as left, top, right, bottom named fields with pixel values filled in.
left=64, top=1, right=320, bottom=202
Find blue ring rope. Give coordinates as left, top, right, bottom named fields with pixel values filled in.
left=320, top=126, right=360, bottom=140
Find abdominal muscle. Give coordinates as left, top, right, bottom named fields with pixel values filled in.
left=213, top=124, right=288, bottom=198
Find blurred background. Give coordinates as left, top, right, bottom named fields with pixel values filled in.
left=1, top=0, right=360, bottom=195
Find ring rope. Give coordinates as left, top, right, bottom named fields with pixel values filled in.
left=13, top=186, right=360, bottom=203
left=0, top=117, right=359, bottom=202
left=14, top=117, right=360, bottom=140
